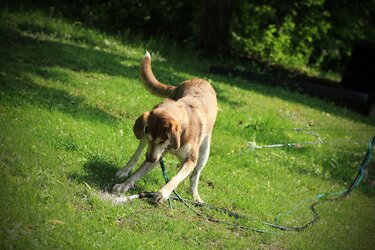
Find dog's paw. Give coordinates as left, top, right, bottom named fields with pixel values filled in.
left=111, top=182, right=134, bottom=193
left=115, top=168, right=131, bottom=179
left=193, top=195, right=204, bottom=204
left=153, top=192, right=169, bottom=204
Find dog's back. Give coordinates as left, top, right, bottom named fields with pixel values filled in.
left=140, top=52, right=217, bottom=132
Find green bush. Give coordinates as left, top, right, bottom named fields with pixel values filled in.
left=231, top=0, right=374, bottom=72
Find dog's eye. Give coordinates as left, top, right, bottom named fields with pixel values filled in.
left=158, top=141, right=165, bottom=145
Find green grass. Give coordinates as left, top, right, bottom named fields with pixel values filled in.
left=1, top=8, right=375, bottom=249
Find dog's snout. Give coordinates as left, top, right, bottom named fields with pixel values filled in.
left=146, top=154, right=158, bottom=163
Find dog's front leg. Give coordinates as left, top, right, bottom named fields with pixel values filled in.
left=154, top=158, right=197, bottom=203
left=116, top=137, right=147, bottom=179
left=112, top=160, right=157, bottom=193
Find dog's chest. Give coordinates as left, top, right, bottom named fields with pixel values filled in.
left=168, top=143, right=191, bottom=160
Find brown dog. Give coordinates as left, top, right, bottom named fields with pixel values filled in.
left=112, top=51, right=217, bottom=203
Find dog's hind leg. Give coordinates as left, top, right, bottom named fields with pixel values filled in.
left=116, top=137, right=147, bottom=179
left=190, top=136, right=211, bottom=203
left=112, top=160, right=157, bottom=193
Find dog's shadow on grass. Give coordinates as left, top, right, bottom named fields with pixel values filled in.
left=69, top=155, right=153, bottom=196
left=69, top=156, right=120, bottom=192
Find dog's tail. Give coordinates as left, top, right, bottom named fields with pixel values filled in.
left=140, top=51, right=176, bottom=97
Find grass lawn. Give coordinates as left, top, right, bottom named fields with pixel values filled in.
left=1, top=7, right=375, bottom=249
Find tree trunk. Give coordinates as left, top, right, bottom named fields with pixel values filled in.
left=197, top=0, right=235, bottom=56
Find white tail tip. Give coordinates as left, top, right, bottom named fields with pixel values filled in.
left=144, top=50, right=151, bottom=58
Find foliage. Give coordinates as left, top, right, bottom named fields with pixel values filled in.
left=231, top=0, right=375, bottom=72
left=9, top=0, right=374, bottom=74
left=1, top=8, right=375, bottom=249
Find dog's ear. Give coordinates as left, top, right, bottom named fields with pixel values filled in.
left=167, top=120, right=181, bottom=150
left=133, top=112, right=150, bottom=139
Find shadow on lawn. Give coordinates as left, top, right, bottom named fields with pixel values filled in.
left=0, top=25, right=186, bottom=124
left=69, top=156, right=119, bottom=191
left=70, top=156, right=149, bottom=193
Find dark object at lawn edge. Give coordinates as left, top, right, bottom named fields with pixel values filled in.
left=209, top=66, right=371, bottom=115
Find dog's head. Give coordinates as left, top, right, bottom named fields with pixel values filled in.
left=134, top=110, right=181, bottom=162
